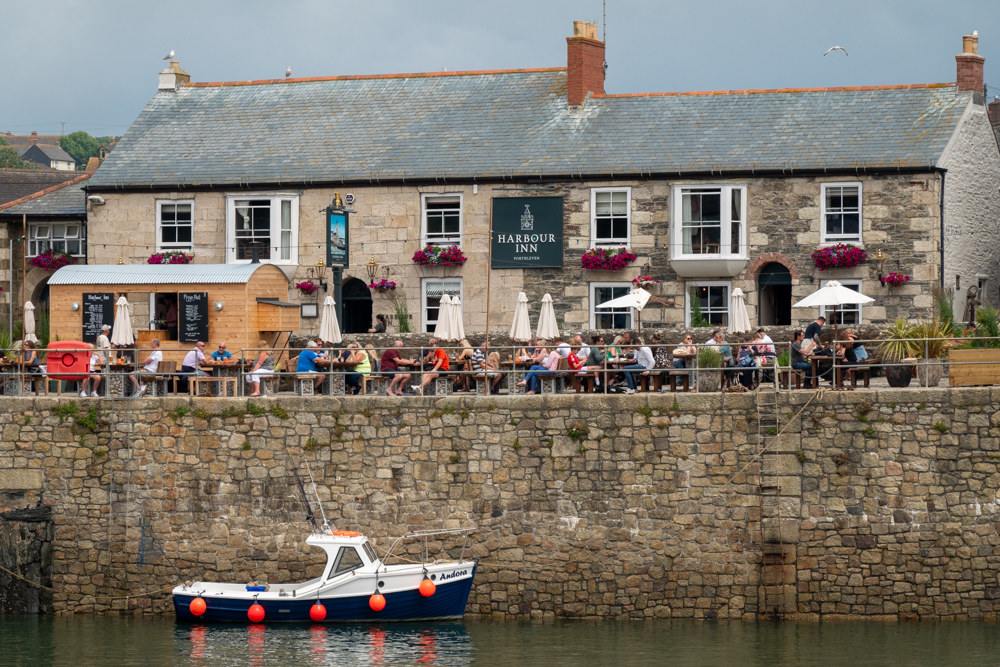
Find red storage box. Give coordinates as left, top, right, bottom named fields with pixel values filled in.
left=46, top=341, right=91, bottom=381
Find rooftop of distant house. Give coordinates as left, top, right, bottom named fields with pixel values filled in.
left=2, top=131, right=61, bottom=146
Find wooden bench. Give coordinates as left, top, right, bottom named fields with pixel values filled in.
left=362, top=374, right=388, bottom=395
left=639, top=371, right=664, bottom=393
left=432, top=374, right=454, bottom=396
left=848, top=366, right=870, bottom=389
left=668, top=370, right=690, bottom=393
left=191, top=374, right=237, bottom=397
left=778, top=368, right=804, bottom=390
left=294, top=374, right=320, bottom=396
left=149, top=360, right=176, bottom=397
left=571, top=372, right=597, bottom=393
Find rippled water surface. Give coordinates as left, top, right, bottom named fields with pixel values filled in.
left=2, top=615, right=999, bottom=666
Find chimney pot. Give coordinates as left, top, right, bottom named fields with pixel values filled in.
left=988, top=98, right=1000, bottom=127
left=158, top=61, right=191, bottom=92
left=963, top=32, right=979, bottom=55
left=566, top=20, right=605, bottom=107
left=956, top=32, right=985, bottom=94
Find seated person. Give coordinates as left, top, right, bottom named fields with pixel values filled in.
left=20, top=340, right=39, bottom=370
left=736, top=335, right=760, bottom=388
left=381, top=340, right=414, bottom=397
left=518, top=346, right=560, bottom=395
left=296, top=341, right=326, bottom=391
left=80, top=345, right=103, bottom=398
left=367, top=314, right=387, bottom=334
left=485, top=350, right=504, bottom=394
left=516, top=338, right=538, bottom=362
left=623, top=338, right=655, bottom=393
left=790, top=330, right=815, bottom=386
left=671, top=334, right=697, bottom=388
left=344, top=343, right=371, bottom=395
left=129, top=338, right=162, bottom=397
left=246, top=341, right=274, bottom=397
left=454, top=339, right=474, bottom=391
left=412, top=338, right=449, bottom=395
left=211, top=342, right=232, bottom=362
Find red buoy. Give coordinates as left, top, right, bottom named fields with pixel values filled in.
left=369, top=594, right=386, bottom=612
left=248, top=603, right=265, bottom=623
left=189, top=597, right=207, bottom=616
left=419, top=579, right=436, bottom=597
left=309, top=603, right=327, bottom=622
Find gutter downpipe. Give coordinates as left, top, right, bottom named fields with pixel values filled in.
left=939, top=168, right=946, bottom=290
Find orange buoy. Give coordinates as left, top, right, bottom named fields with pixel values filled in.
left=309, top=603, right=327, bottom=622
left=189, top=597, right=207, bottom=616
left=369, top=594, right=386, bottom=612
left=248, top=603, right=265, bottom=623
left=419, top=579, right=436, bottom=597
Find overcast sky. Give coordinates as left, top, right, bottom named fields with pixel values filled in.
left=4, top=0, right=1000, bottom=138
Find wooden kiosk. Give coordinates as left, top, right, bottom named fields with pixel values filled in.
left=48, top=263, right=301, bottom=365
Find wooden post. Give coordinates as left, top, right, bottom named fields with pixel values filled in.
left=484, top=198, right=493, bottom=346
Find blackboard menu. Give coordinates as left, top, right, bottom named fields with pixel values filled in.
left=82, top=293, right=114, bottom=342
left=178, top=292, right=209, bottom=343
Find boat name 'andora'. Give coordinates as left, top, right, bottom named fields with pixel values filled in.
left=439, top=569, right=468, bottom=581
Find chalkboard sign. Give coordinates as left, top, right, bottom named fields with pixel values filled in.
left=178, top=292, right=209, bottom=343
left=82, top=293, right=114, bottom=342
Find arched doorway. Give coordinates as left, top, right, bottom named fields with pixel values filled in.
left=341, top=278, right=373, bottom=334
left=758, top=262, right=791, bottom=326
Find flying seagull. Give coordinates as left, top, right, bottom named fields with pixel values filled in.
left=163, top=50, right=175, bottom=60
left=285, top=67, right=291, bottom=78
left=823, top=46, right=848, bottom=56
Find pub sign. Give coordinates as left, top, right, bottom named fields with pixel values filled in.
left=327, top=207, right=350, bottom=269
left=491, top=197, right=563, bottom=268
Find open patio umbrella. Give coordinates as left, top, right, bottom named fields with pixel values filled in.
left=433, top=294, right=454, bottom=341
left=448, top=294, right=465, bottom=342
left=536, top=293, right=559, bottom=340
left=509, top=292, right=532, bottom=342
left=110, top=296, right=134, bottom=346
left=22, top=301, right=38, bottom=344
left=728, top=288, right=752, bottom=334
left=593, top=288, right=677, bottom=333
left=792, top=280, right=874, bottom=339
left=318, top=295, right=342, bottom=345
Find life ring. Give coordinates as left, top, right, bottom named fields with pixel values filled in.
left=61, top=353, right=77, bottom=367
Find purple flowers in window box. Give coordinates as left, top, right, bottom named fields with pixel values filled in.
left=880, top=272, right=910, bottom=287
left=148, top=251, right=193, bottom=265
left=631, top=275, right=659, bottom=289
left=581, top=247, right=638, bottom=271
left=812, top=244, right=866, bottom=271
left=368, top=279, right=397, bottom=294
left=28, top=249, right=75, bottom=272
left=412, top=245, right=467, bottom=267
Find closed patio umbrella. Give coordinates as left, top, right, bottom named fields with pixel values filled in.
left=318, top=295, right=342, bottom=345
left=448, top=294, right=465, bottom=342
left=509, top=292, right=532, bottom=342
left=728, top=288, right=752, bottom=334
left=110, top=296, right=133, bottom=346
left=792, top=280, right=875, bottom=339
left=22, top=301, right=38, bottom=344
left=433, top=294, right=453, bottom=341
left=536, top=293, right=559, bottom=340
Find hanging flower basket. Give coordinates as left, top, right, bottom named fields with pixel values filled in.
left=631, top=275, right=659, bottom=290
left=148, top=251, right=193, bottom=265
left=880, top=272, right=911, bottom=287
left=412, top=244, right=467, bottom=267
left=812, top=244, right=866, bottom=271
left=368, top=278, right=397, bottom=294
left=581, top=247, right=638, bottom=271
left=29, top=249, right=75, bottom=272
left=296, top=280, right=320, bottom=295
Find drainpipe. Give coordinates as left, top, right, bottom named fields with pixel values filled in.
left=938, top=169, right=946, bottom=289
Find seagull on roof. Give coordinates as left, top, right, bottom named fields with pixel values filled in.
left=163, top=50, right=175, bottom=60
left=823, top=46, right=848, bottom=56
left=285, top=67, right=292, bottom=78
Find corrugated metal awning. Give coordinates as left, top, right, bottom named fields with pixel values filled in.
left=49, top=263, right=273, bottom=286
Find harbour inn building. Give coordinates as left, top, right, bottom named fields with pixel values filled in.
left=77, top=23, right=1000, bottom=340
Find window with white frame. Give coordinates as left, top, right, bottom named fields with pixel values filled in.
left=421, top=194, right=462, bottom=246
left=686, top=281, right=730, bottom=327
left=422, top=278, right=463, bottom=333
left=156, top=200, right=193, bottom=251
left=591, top=282, right=633, bottom=329
left=226, top=195, right=298, bottom=264
left=591, top=188, right=631, bottom=246
left=28, top=222, right=85, bottom=257
left=672, top=185, right=746, bottom=258
left=819, top=279, right=863, bottom=325
left=820, top=183, right=862, bottom=243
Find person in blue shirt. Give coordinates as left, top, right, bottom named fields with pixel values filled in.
left=211, top=342, right=232, bottom=362
left=296, top=341, right=325, bottom=391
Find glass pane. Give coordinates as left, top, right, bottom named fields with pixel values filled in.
left=612, top=218, right=627, bottom=239
left=731, top=189, right=742, bottom=221
left=281, top=200, right=291, bottom=260
left=66, top=225, right=79, bottom=238
left=36, top=226, right=49, bottom=238
left=67, top=240, right=80, bottom=255
left=842, top=213, right=860, bottom=235
left=595, top=192, right=611, bottom=215
left=161, top=207, right=176, bottom=223
left=177, top=227, right=192, bottom=243
left=175, top=204, right=192, bottom=220
left=700, top=193, right=721, bottom=221
left=162, top=228, right=177, bottom=243
left=443, top=212, right=460, bottom=234
left=610, top=191, right=627, bottom=215
left=841, top=187, right=859, bottom=209
left=825, top=214, right=842, bottom=236
left=709, top=286, right=726, bottom=309
left=730, top=220, right=741, bottom=255
left=596, top=219, right=611, bottom=239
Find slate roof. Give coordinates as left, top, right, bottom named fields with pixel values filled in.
left=88, top=68, right=972, bottom=190
left=48, top=263, right=271, bottom=285
left=0, top=169, right=84, bottom=206
left=16, top=144, right=75, bottom=163
left=1, top=134, right=61, bottom=147
left=0, top=174, right=89, bottom=217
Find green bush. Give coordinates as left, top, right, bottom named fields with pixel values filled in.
left=698, top=347, right=724, bottom=369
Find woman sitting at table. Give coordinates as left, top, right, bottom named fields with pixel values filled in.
left=517, top=343, right=559, bottom=395
left=516, top=338, right=538, bottom=362
left=454, top=339, right=474, bottom=392
left=735, top=335, right=761, bottom=388
left=365, top=345, right=380, bottom=373
left=485, top=350, right=504, bottom=394
left=246, top=340, right=274, bottom=397
left=20, top=341, right=40, bottom=372
left=344, top=343, right=370, bottom=395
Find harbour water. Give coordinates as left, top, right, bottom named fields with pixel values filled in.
left=1, top=615, right=999, bottom=666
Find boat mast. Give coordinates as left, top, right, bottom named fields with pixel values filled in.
left=305, top=462, right=330, bottom=529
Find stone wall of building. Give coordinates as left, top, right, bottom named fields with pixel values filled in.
left=4, top=388, right=1000, bottom=620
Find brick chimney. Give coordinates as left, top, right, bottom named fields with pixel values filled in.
left=566, top=20, right=605, bottom=106
left=158, top=61, right=191, bottom=92
left=956, top=32, right=984, bottom=94
left=29, top=131, right=37, bottom=146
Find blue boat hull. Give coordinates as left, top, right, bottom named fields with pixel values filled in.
left=174, top=565, right=476, bottom=623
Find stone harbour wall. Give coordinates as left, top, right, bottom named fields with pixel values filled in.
left=3, top=388, right=1000, bottom=620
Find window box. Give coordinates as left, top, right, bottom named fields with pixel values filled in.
left=581, top=246, right=637, bottom=271
left=225, top=195, right=298, bottom=265
left=422, top=278, right=462, bottom=333
left=422, top=194, right=462, bottom=247
left=369, top=279, right=397, bottom=294
left=28, top=249, right=75, bottom=272
left=686, top=282, right=731, bottom=328
left=148, top=251, right=193, bottom=265
left=295, top=280, right=320, bottom=295
left=591, top=188, right=631, bottom=246
left=413, top=244, right=467, bottom=267
left=812, top=243, right=866, bottom=271
left=591, top=282, right=634, bottom=329
left=669, top=185, right=747, bottom=278
left=157, top=200, right=194, bottom=252
left=820, top=183, right=862, bottom=244
left=880, top=272, right=910, bottom=287
left=819, top=279, right=864, bottom=324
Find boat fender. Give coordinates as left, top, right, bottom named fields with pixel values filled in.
left=189, top=597, right=207, bottom=616
left=310, top=603, right=327, bottom=622
left=369, top=593, right=386, bottom=612
left=248, top=603, right=265, bottom=623
left=419, top=578, right=436, bottom=597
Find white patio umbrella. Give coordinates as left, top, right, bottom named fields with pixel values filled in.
left=433, top=294, right=454, bottom=340
left=592, top=287, right=677, bottom=332
left=536, top=293, right=560, bottom=340
left=318, top=295, right=342, bottom=345
left=509, top=292, right=532, bottom=342
left=110, top=296, right=134, bottom=346
left=448, top=294, right=465, bottom=342
left=728, top=288, right=752, bottom=334
left=22, top=301, right=38, bottom=344
left=792, top=280, right=874, bottom=339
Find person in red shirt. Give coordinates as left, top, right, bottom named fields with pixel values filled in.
left=412, top=338, right=450, bottom=395
left=380, top=340, right=415, bottom=396
left=567, top=347, right=585, bottom=371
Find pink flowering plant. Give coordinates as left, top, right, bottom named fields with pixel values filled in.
left=581, top=247, right=638, bottom=271
left=631, top=275, right=659, bottom=289
left=412, top=244, right=467, bottom=267
left=368, top=278, right=397, bottom=293
left=148, top=251, right=193, bottom=265
left=880, top=272, right=910, bottom=287
left=28, top=249, right=75, bottom=272
left=811, top=244, right=867, bottom=271
left=295, top=280, right=320, bottom=294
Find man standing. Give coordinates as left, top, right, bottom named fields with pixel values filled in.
left=381, top=340, right=414, bottom=397
left=804, top=316, right=826, bottom=347
left=130, top=338, right=161, bottom=397
left=413, top=338, right=449, bottom=395
left=96, top=324, right=112, bottom=364
left=790, top=330, right=815, bottom=387
left=296, top=341, right=326, bottom=391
